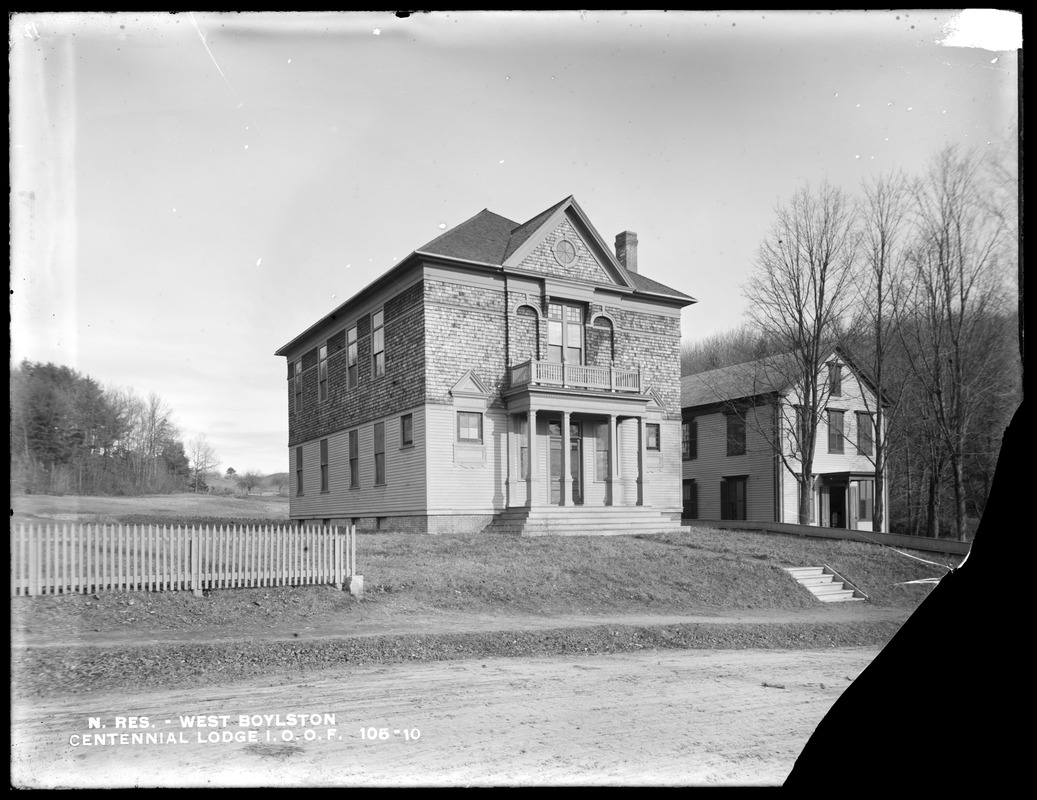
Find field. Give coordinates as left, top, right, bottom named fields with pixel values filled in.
left=10, top=493, right=964, bottom=787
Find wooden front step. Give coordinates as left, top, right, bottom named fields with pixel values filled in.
left=784, top=565, right=868, bottom=603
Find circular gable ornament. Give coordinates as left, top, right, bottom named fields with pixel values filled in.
left=553, top=238, right=577, bottom=266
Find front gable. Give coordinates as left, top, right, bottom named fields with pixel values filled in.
left=503, top=199, right=634, bottom=289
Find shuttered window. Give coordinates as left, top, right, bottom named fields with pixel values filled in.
left=828, top=410, right=845, bottom=454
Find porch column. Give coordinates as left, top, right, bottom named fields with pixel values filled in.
left=528, top=409, right=539, bottom=507
left=636, top=415, right=645, bottom=506
left=606, top=414, right=618, bottom=506
left=561, top=410, right=571, bottom=506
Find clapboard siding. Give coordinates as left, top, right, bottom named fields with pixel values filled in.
left=290, top=407, right=427, bottom=521
left=425, top=404, right=508, bottom=514
left=682, top=352, right=888, bottom=531
left=681, top=406, right=776, bottom=521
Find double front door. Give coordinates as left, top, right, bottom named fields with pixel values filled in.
left=549, top=419, right=582, bottom=505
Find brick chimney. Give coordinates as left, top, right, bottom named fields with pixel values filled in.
left=615, top=231, right=638, bottom=274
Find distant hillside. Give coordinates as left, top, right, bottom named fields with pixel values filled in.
left=204, top=471, right=289, bottom=496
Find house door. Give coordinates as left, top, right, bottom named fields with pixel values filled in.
left=548, top=419, right=582, bottom=505
left=826, top=481, right=848, bottom=528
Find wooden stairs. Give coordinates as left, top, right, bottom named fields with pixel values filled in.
left=784, top=565, right=868, bottom=603
left=486, top=505, right=685, bottom=537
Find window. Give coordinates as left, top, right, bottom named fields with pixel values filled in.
left=596, top=423, right=609, bottom=480
left=828, top=410, right=845, bottom=453
left=726, top=413, right=746, bottom=456
left=373, top=422, right=385, bottom=485
left=295, top=446, right=304, bottom=496
left=517, top=416, right=530, bottom=479
left=646, top=423, right=660, bottom=451
left=293, top=361, right=303, bottom=412
left=856, top=411, right=874, bottom=456
left=858, top=479, right=875, bottom=521
left=794, top=405, right=810, bottom=455
left=320, top=438, right=329, bottom=493
left=348, top=430, right=359, bottom=489
left=829, top=363, right=843, bottom=397
left=457, top=411, right=483, bottom=444
left=720, top=476, right=747, bottom=520
left=347, top=326, right=358, bottom=389
left=682, top=479, right=698, bottom=519
left=372, top=310, right=385, bottom=377
left=400, top=414, right=413, bottom=447
left=318, top=345, right=328, bottom=402
left=682, top=419, right=697, bottom=460
left=547, top=303, right=583, bottom=364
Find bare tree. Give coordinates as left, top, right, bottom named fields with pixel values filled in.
left=742, top=181, right=859, bottom=524
left=846, top=170, right=913, bottom=533
left=188, top=434, right=220, bottom=494
left=680, top=323, right=776, bottom=375
left=897, top=147, right=1012, bottom=541
left=236, top=470, right=263, bottom=496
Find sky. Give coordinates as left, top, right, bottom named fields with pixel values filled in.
left=10, top=10, right=1020, bottom=477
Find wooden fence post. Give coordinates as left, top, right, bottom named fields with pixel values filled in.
left=191, top=526, right=202, bottom=597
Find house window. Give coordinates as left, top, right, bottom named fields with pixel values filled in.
left=347, top=325, right=358, bottom=389
left=828, top=410, right=845, bottom=454
left=373, top=422, right=385, bottom=485
left=646, top=423, right=660, bottom=451
left=457, top=411, right=483, bottom=443
left=720, top=476, right=747, bottom=520
left=858, top=479, right=875, bottom=521
left=682, top=479, right=698, bottom=519
left=547, top=303, right=583, bottom=364
left=517, top=416, right=530, bottom=479
left=856, top=411, right=874, bottom=456
left=293, top=361, right=302, bottom=413
left=318, top=345, right=328, bottom=402
left=682, top=419, right=697, bottom=460
left=348, top=430, right=359, bottom=489
left=794, top=405, right=808, bottom=454
left=295, top=446, right=304, bottom=496
left=320, top=438, right=329, bottom=493
left=726, top=413, right=746, bottom=456
left=829, top=363, right=843, bottom=397
left=372, top=310, right=385, bottom=377
left=596, top=423, right=609, bottom=481
left=400, top=414, right=413, bottom=447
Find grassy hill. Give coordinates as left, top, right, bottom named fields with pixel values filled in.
left=10, top=493, right=958, bottom=613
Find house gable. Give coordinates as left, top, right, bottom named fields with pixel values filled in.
left=502, top=198, right=635, bottom=290
left=449, top=370, right=492, bottom=401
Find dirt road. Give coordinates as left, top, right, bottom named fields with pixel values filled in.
left=10, top=646, right=879, bottom=787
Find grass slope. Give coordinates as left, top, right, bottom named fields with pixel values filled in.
left=11, top=495, right=961, bottom=696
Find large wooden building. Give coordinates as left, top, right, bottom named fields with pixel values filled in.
left=679, top=349, right=889, bottom=532
left=276, top=196, right=696, bottom=534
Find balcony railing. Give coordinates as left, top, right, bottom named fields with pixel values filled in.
left=509, top=359, right=641, bottom=393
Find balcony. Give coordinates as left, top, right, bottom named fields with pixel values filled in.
left=509, top=359, right=641, bottom=393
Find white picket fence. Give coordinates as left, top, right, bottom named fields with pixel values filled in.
left=10, top=523, right=357, bottom=597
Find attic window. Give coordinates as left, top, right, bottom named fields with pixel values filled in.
left=553, top=239, right=577, bottom=266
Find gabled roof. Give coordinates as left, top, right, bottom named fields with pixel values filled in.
left=416, top=209, right=519, bottom=264
left=681, top=353, right=797, bottom=408
left=418, top=195, right=693, bottom=302
left=680, top=346, right=890, bottom=409
left=277, top=196, right=694, bottom=356
left=501, top=196, right=571, bottom=262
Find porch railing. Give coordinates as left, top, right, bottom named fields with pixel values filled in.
left=509, top=360, right=641, bottom=392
